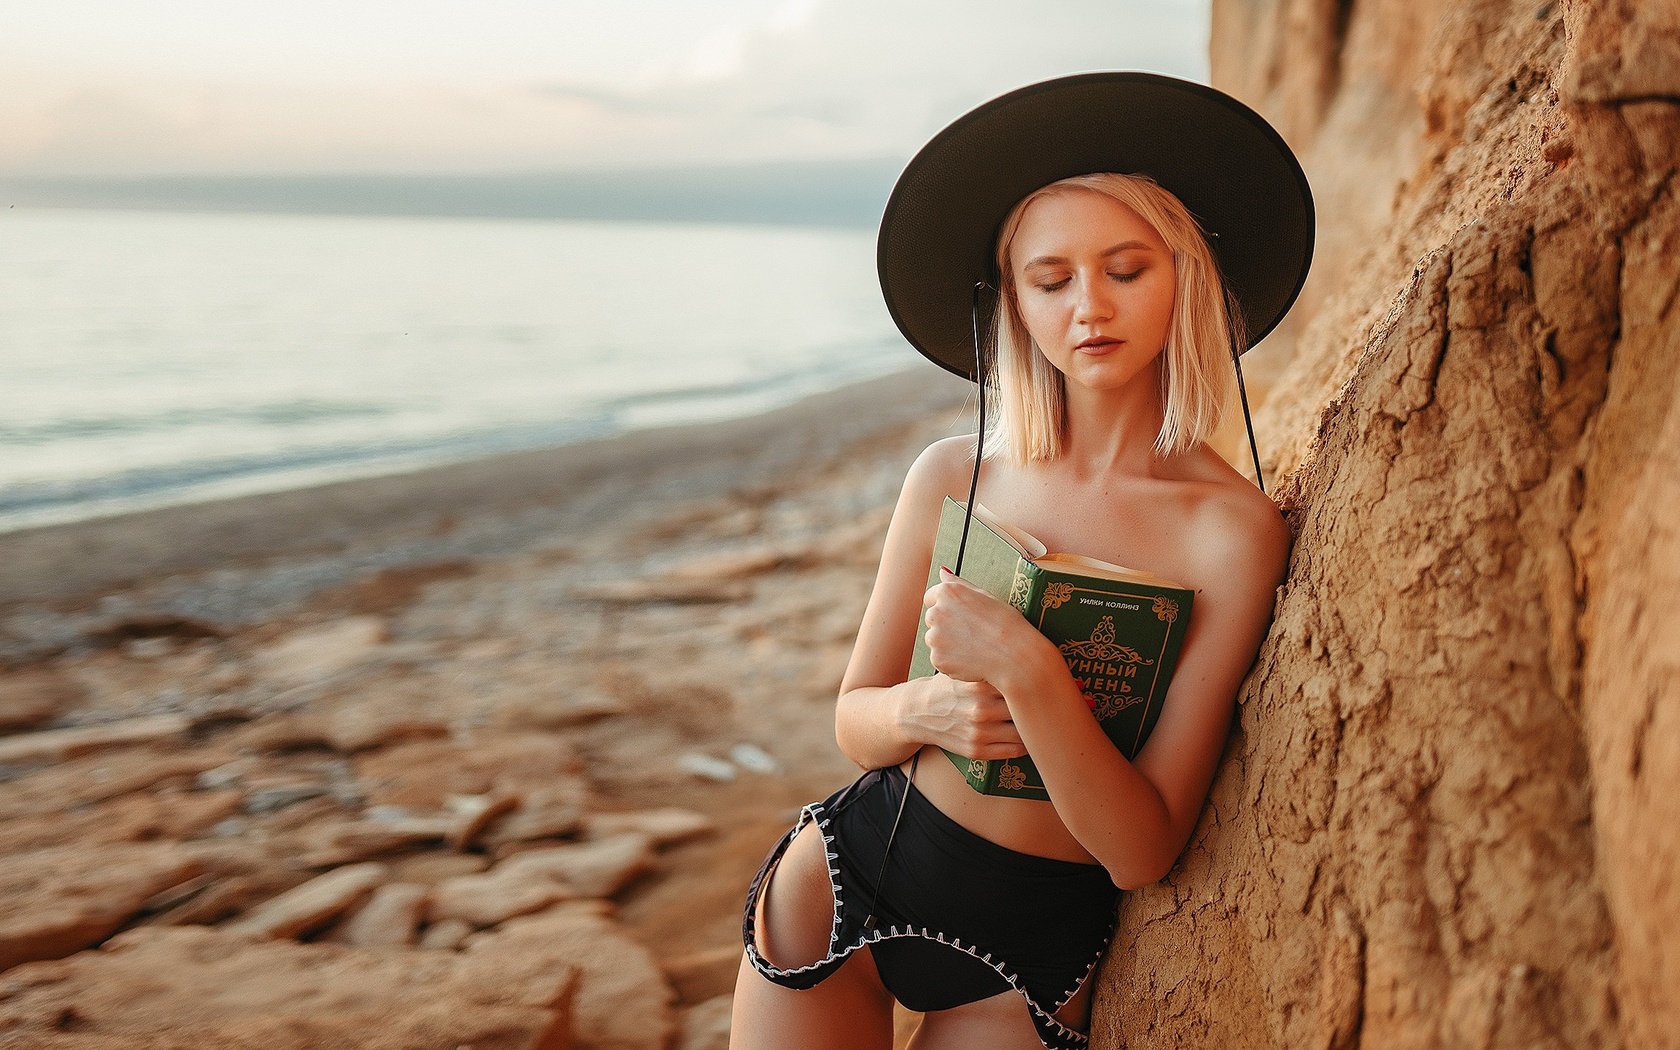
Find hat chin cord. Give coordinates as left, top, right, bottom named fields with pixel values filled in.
left=953, top=281, right=990, bottom=578
left=1233, top=347, right=1266, bottom=494
left=865, top=281, right=991, bottom=931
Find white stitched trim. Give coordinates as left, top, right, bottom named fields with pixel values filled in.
left=743, top=801, right=847, bottom=979
left=1049, top=928, right=1113, bottom=1013
left=749, top=918, right=1094, bottom=1045
left=742, top=796, right=1105, bottom=1049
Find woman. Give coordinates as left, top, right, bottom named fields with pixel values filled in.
left=732, top=73, right=1314, bottom=1050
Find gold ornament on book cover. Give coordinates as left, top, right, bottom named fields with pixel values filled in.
left=1041, top=582, right=1074, bottom=610
left=1060, top=615, right=1155, bottom=721
left=1008, top=570, right=1033, bottom=613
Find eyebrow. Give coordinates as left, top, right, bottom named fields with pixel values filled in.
left=1021, top=241, right=1156, bottom=269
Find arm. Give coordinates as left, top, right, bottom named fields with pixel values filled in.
left=922, top=493, right=1289, bottom=889
left=835, top=438, right=1028, bottom=770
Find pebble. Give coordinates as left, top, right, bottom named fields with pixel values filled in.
left=221, top=863, right=389, bottom=940
left=428, top=868, right=573, bottom=929
left=499, top=833, right=657, bottom=898
left=478, top=794, right=583, bottom=851
left=334, top=882, right=428, bottom=948
left=677, top=752, right=736, bottom=782
left=196, top=758, right=255, bottom=791
left=727, top=743, right=781, bottom=774
left=252, top=617, right=387, bottom=685
left=0, top=715, right=190, bottom=765
left=417, top=918, right=474, bottom=951
left=243, top=784, right=330, bottom=814
left=584, top=808, right=715, bottom=847
left=444, top=792, right=521, bottom=849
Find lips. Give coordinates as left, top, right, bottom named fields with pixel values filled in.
left=1076, top=336, right=1121, bottom=351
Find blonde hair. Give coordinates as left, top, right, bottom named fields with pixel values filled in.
left=988, top=172, right=1244, bottom=462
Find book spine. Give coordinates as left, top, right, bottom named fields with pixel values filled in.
left=977, top=565, right=1051, bottom=800
left=1006, top=561, right=1038, bottom=616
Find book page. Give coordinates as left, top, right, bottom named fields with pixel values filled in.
left=967, top=501, right=1046, bottom=559
left=964, top=501, right=1186, bottom=590
left=1037, top=552, right=1186, bottom=589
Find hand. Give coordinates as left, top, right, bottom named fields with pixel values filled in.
left=903, top=673, right=1027, bottom=759
left=921, top=567, right=1045, bottom=688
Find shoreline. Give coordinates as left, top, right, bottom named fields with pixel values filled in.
left=0, top=339, right=969, bottom=1048
left=0, top=367, right=971, bottom=615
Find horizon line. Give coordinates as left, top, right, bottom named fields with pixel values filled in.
left=0, top=160, right=909, bottom=228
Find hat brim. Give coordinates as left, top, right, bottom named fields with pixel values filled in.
left=877, top=72, right=1315, bottom=380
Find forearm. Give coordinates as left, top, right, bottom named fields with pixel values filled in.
left=835, top=679, right=926, bottom=771
left=996, top=646, right=1181, bottom=889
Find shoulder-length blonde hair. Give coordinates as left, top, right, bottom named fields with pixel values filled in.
left=988, top=172, right=1245, bottom=462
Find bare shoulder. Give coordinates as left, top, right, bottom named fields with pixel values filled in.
left=873, top=434, right=978, bottom=573
left=1178, top=460, right=1291, bottom=596
left=902, top=434, right=978, bottom=503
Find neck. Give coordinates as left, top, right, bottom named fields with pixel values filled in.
left=1058, top=359, right=1168, bottom=478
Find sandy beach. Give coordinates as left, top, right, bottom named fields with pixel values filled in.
left=0, top=367, right=971, bottom=1048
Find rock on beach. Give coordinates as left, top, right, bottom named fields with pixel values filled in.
left=0, top=371, right=967, bottom=1047
left=0, top=925, right=579, bottom=1050
left=0, top=843, right=205, bottom=972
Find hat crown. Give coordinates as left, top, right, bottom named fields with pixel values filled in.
left=877, top=71, right=1315, bottom=379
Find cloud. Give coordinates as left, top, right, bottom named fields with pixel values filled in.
left=0, top=0, right=1210, bottom=175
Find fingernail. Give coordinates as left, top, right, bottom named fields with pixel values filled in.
left=938, top=565, right=953, bottom=577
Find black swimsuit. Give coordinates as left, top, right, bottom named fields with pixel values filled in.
left=742, top=763, right=1121, bottom=1048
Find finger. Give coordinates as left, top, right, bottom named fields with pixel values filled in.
left=970, top=737, right=1028, bottom=759
left=937, top=568, right=988, bottom=597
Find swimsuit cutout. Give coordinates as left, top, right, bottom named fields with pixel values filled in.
left=742, top=763, right=1121, bottom=1049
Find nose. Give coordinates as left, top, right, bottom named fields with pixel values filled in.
left=1073, top=270, right=1114, bottom=325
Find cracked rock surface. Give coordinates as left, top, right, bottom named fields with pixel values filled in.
left=1091, top=2, right=1680, bottom=1048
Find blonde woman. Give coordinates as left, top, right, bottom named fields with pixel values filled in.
left=733, top=73, right=1314, bottom=1050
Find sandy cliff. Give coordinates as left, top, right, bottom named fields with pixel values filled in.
left=1090, top=1, right=1680, bottom=1047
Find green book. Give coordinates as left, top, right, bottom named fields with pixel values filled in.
left=908, top=497, right=1194, bottom=800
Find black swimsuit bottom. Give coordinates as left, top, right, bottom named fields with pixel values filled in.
left=742, top=764, right=1121, bottom=1048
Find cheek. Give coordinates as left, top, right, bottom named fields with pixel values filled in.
left=1130, top=279, right=1177, bottom=340
left=1013, top=296, right=1065, bottom=350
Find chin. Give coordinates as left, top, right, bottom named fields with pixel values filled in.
left=1067, top=363, right=1149, bottom=392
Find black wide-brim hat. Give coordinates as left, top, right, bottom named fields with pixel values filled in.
left=877, top=71, right=1315, bottom=381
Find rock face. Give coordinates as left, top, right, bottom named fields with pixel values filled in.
left=1091, top=2, right=1679, bottom=1048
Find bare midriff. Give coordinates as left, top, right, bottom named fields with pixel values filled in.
left=903, top=745, right=1101, bottom=864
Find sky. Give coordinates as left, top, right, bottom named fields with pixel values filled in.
left=0, top=0, right=1210, bottom=177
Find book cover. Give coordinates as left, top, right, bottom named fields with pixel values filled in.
left=908, top=497, right=1194, bottom=800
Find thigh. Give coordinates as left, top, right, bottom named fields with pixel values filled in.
left=753, top=821, right=840, bottom=970
left=731, top=948, right=894, bottom=1050
left=904, top=988, right=1042, bottom=1050
left=732, top=822, right=895, bottom=1050
left=906, top=979, right=1092, bottom=1050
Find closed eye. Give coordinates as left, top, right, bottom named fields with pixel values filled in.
left=1109, top=270, right=1142, bottom=283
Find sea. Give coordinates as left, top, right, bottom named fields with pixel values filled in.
left=0, top=207, right=910, bottom=534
